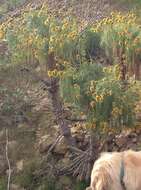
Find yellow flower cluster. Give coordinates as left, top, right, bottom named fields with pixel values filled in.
left=112, top=106, right=122, bottom=117
left=0, top=29, right=4, bottom=39
left=68, top=31, right=77, bottom=40
left=27, top=36, right=33, bottom=45
left=62, top=21, right=69, bottom=30
left=47, top=69, right=64, bottom=78
left=95, top=95, right=104, bottom=102
left=73, top=83, right=80, bottom=89
left=91, top=12, right=137, bottom=33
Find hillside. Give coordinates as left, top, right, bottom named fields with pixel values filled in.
left=1, top=1, right=141, bottom=190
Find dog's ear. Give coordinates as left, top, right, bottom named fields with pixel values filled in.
left=86, top=187, right=92, bottom=190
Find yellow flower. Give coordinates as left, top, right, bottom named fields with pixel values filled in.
left=62, top=22, right=68, bottom=29
left=58, top=71, right=64, bottom=77
left=90, top=86, right=95, bottom=93
left=52, top=69, right=58, bottom=76
left=48, top=71, right=53, bottom=77
left=95, top=95, right=100, bottom=102
left=48, top=47, right=54, bottom=54
left=103, top=67, right=107, bottom=72
left=127, top=20, right=132, bottom=25
left=0, top=30, right=4, bottom=39
left=74, top=84, right=79, bottom=88
left=44, top=19, right=49, bottom=25
left=28, top=38, right=33, bottom=45
left=68, top=31, right=77, bottom=40
left=63, top=61, right=69, bottom=65
left=50, top=36, right=54, bottom=43
left=91, top=28, right=98, bottom=33
left=109, top=90, right=112, bottom=96
left=95, top=95, right=103, bottom=102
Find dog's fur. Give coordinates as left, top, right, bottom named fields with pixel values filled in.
left=86, top=150, right=141, bottom=190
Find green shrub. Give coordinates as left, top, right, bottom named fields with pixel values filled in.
left=82, top=27, right=102, bottom=59
left=88, top=65, right=139, bottom=129
left=60, top=63, right=139, bottom=131
left=60, top=62, right=104, bottom=111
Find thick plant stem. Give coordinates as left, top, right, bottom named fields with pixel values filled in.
left=120, top=51, right=127, bottom=81
left=47, top=53, right=76, bottom=146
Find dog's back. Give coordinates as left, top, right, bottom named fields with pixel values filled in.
left=90, top=151, right=123, bottom=190
left=86, top=150, right=141, bottom=190
left=123, top=150, right=141, bottom=190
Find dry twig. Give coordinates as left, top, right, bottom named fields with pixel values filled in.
left=5, top=128, right=11, bottom=190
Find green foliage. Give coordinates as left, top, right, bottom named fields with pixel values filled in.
left=88, top=65, right=139, bottom=129
left=14, top=160, right=37, bottom=189
left=90, top=12, right=141, bottom=67
left=1, top=3, right=141, bottom=134
left=83, top=27, right=102, bottom=59
left=60, top=62, right=104, bottom=110
left=3, top=5, right=82, bottom=67
left=0, top=177, right=6, bottom=190
left=74, top=181, right=88, bottom=190
left=60, top=63, right=139, bottom=131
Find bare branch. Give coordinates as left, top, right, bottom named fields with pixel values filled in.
left=5, top=128, right=12, bottom=190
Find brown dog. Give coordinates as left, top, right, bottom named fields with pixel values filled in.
left=86, top=150, right=141, bottom=190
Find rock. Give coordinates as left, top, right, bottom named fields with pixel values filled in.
left=16, top=160, right=24, bottom=172
left=71, top=126, right=78, bottom=134
left=52, top=125, right=60, bottom=135
left=11, top=184, right=25, bottom=190
left=53, top=137, right=68, bottom=155
left=39, top=135, right=54, bottom=153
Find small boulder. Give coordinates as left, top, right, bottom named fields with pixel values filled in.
left=39, top=135, right=54, bottom=153
left=16, top=160, right=24, bottom=172
left=53, top=137, right=68, bottom=155
left=11, top=184, right=25, bottom=190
